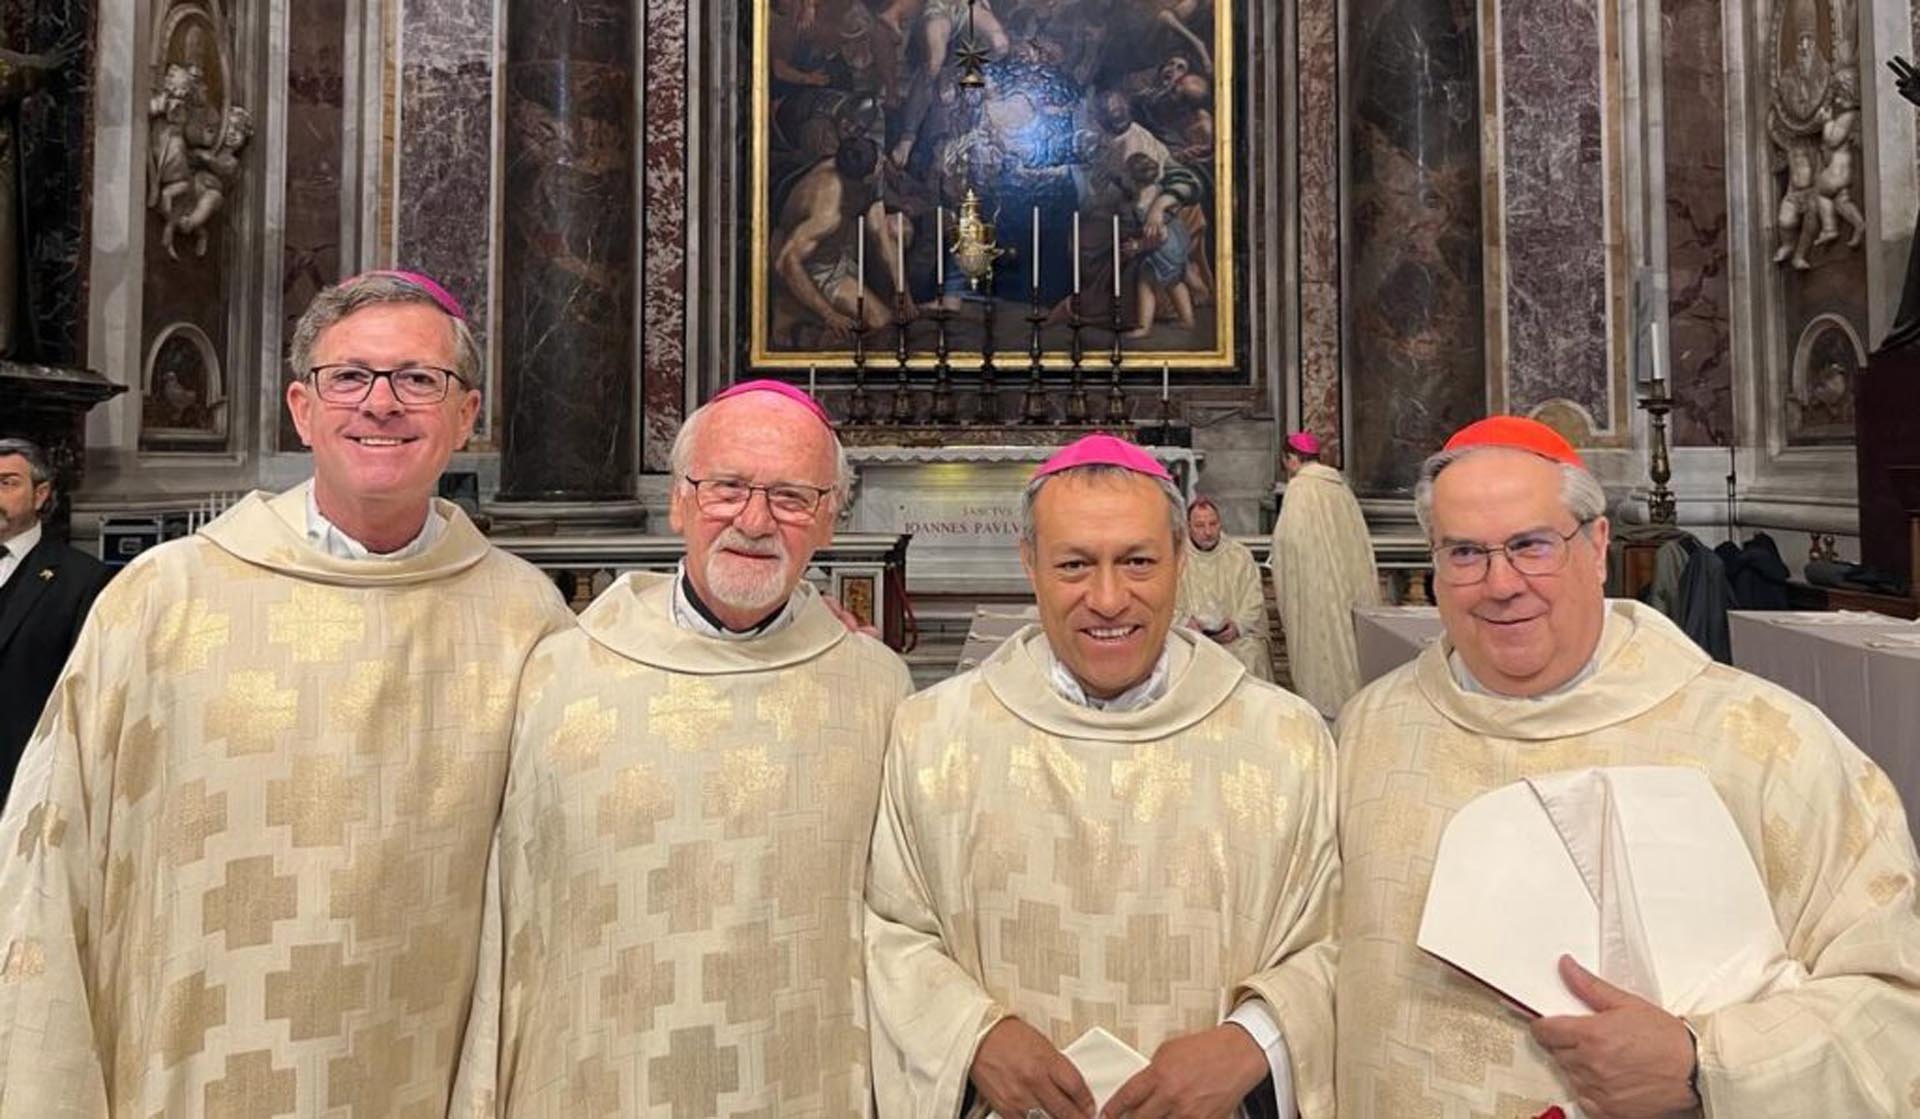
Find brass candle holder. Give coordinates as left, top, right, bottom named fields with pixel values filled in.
left=1065, top=293, right=1090, bottom=425
left=1638, top=378, right=1677, bottom=525
left=889, top=290, right=915, bottom=424
left=928, top=298, right=957, bottom=425
left=1022, top=292, right=1050, bottom=424
left=847, top=295, right=874, bottom=424
left=1105, top=289, right=1129, bottom=426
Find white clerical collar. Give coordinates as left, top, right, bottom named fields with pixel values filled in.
left=1448, top=638, right=1604, bottom=700
left=304, top=486, right=444, bottom=561
left=0, top=520, right=43, bottom=587
left=668, top=560, right=802, bottom=640
left=1042, top=637, right=1174, bottom=713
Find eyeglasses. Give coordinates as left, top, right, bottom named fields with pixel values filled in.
left=307, top=364, right=469, bottom=405
left=1431, top=520, right=1594, bottom=586
left=683, top=476, right=835, bottom=525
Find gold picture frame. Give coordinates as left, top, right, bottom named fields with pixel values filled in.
left=748, top=0, right=1238, bottom=373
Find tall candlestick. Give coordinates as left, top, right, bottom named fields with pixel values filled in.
left=1112, top=213, right=1122, bottom=300
left=1650, top=319, right=1667, bottom=382
left=1031, top=206, right=1040, bottom=288
left=1161, top=360, right=1169, bottom=402
left=895, top=212, right=906, bottom=292
left=935, top=207, right=945, bottom=287
left=1072, top=212, right=1082, bottom=293
left=857, top=214, right=866, bottom=294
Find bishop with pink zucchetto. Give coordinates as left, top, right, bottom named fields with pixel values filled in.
left=865, top=433, right=1341, bottom=1119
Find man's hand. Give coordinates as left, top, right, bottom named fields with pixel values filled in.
left=1212, top=621, right=1240, bottom=645
left=1530, top=956, right=1698, bottom=1119
left=970, top=1018, right=1095, bottom=1119
left=1102, top=1025, right=1267, bottom=1119
left=822, top=596, right=880, bottom=639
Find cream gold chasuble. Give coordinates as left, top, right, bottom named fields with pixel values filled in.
left=0, top=483, right=574, bottom=1118
left=453, top=572, right=912, bottom=1118
left=866, top=627, right=1340, bottom=1119
left=1268, top=463, right=1377, bottom=718
left=1176, top=536, right=1273, bottom=681
left=1335, top=601, right=1920, bottom=1118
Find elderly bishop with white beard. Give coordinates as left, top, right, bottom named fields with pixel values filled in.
left=453, top=381, right=913, bottom=1118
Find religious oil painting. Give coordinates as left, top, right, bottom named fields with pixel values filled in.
left=749, top=0, right=1240, bottom=374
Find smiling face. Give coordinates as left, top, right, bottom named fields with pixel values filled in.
left=286, top=301, right=478, bottom=528
left=668, top=393, right=840, bottom=630
left=1429, top=449, right=1610, bottom=696
left=1022, top=470, right=1183, bottom=700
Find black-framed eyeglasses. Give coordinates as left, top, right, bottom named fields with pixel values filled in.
left=683, top=476, right=835, bottom=525
left=1431, top=519, right=1595, bottom=586
left=306, top=363, right=470, bottom=405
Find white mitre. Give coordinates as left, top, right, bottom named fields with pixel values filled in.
left=1418, top=765, right=1807, bottom=1018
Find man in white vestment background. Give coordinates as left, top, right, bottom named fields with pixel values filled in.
left=454, top=381, right=913, bottom=1117
left=1335, top=416, right=1920, bottom=1119
left=1267, top=431, right=1377, bottom=719
left=1176, top=495, right=1272, bottom=681
left=0, top=271, right=574, bottom=1116
left=867, top=434, right=1339, bottom=1119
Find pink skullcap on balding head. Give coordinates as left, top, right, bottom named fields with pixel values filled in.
left=1285, top=431, right=1321, bottom=456
left=350, top=269, right=468, bottom=321
left=1033, top=433, right=1172, bottom=482
left=710, top=378, right=833, bottom=429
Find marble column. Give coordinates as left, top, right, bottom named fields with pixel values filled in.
left=1346, top=0, right=1486, bottom=495
left=495, top=0, right=639, bottom=511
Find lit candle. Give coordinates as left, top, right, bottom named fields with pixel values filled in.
left=1072, top=212, right=1082, bottom=294
left=857, top=214, right=866, bottom=295
left=1112, top=213, right=1122, bottom=300
left=1650, top=320, right=1667, bottom=382
left=895, top=212, right=906, bottom=292
left=1161, top=361, right=1170, bottom=402
left=1031, top=206, right=1041, bottom=289
left=935, top=206, right=945, bottom=287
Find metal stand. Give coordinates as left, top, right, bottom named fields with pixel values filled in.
left=975, top=279, right=1001, bottom=424
left=847, top=295, right=874, bottom=424
left=890, top=291, right=914, bottom=424
left=1064, top=293, right=1089, bottom=425
left=1105, top=291, right=1129, bottom=425
left=1022, top=293, right=1049, bottom=424
left=928, top=299, right=957, bottom=425
left=1639, top=379, right=1677, bottom=525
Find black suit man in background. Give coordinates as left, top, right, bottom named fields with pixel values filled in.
left=0, top=437, right=108, bottom=795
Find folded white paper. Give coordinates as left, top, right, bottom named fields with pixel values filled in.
left=1062, top=1027, right=1151, bottom=1112
left=1418, top=765, right=1806, bottom=1019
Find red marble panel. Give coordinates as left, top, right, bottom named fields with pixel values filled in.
left=641, top=0, right=689, bottom=472
left=1297, top=0, right=1342, bottom=462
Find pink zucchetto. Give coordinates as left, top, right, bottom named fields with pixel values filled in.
left=350, top=269, right=468, bottom=321
left=1033, top=433, right=1173, bottom=482
left=1285, top=431, right=1322, bottom=456
left=710, top=378, right=834, bottom=429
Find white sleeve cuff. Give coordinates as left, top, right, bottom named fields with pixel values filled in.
left=1226, top=998, right=1297, bottom=1119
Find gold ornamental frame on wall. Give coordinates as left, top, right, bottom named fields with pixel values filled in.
left=748, top=0, right=1240, bottom=375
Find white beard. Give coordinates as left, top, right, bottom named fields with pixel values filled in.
left=702, top=528, right=795, bottom=613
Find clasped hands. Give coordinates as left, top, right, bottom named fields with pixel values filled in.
left=1530, top=956, right=1702, bottom=1119
left=970, top=1017, right=1266, bottom=1119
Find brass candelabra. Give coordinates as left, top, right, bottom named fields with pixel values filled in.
left=1639, top=379, right=1677, bottom=525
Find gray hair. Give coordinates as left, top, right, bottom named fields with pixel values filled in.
left=0, top=438, right=52, bottom=487
left=1412, top=446, right=1608, bottom=537
left=1021, top=464, right=1186, bottom=548
left=286, top=273, right=482, bottom=387
left=667, top=395, right=854, bottom=508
